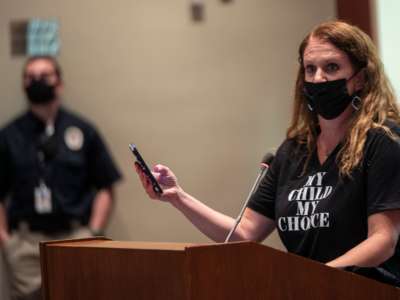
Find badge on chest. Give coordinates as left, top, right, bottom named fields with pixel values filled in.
left=34, top=181, right=52, bottom=214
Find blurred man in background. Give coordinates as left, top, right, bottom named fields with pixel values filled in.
left=0, top=56, right=122, bottom=300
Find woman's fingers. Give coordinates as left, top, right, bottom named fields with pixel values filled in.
left=154, top=164, right=172, bottom=176
left=134, top=162, right=179, bottom=202
left=153, top=164, right=177, bottom=187
left=134, top=162, right=159, bottom=199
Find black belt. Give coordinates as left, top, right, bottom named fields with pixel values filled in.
left=10, top=217, right=83, bottom=234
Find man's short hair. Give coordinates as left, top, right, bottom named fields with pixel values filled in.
left=23, top=55, right=62, bottom=81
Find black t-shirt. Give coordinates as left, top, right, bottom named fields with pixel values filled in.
left=0, top=107, right=122, bottom=230
left=248, top=124, right=400, bottom=285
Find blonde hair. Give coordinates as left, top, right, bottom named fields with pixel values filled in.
left=287, top=21, right=400, bottom=177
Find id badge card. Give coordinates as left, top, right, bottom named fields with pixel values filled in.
left=34, top=181, right=52, bottom=214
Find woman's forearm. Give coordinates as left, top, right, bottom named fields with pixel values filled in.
left=326, top=233, right=396, bottom=268
left=171, top=190, right=238, bottom=242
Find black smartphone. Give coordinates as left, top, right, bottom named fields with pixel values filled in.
left=129, top=144, right=163, bottom=194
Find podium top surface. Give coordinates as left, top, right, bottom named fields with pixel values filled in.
left=43, top=238, right=203, bottom=251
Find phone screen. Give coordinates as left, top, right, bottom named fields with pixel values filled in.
left=129, top=144, right=163, bottom=194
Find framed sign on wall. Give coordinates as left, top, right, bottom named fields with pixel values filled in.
left=10, top=19, right=60, bottom=57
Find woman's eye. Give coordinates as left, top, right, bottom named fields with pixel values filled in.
left=326, top=63, right=339, bottom=73
left=305, top=65, right=316, bottom=74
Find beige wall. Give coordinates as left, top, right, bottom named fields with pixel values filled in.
left=0, top=0, right=335, bottom=248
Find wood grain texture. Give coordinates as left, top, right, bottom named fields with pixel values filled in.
left=40, top=239, right=400, bottom=300
left=41, top=239, right=189, bottom=300
left=186, top=242, right=400, bottom=300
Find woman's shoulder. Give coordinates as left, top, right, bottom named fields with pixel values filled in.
left=366, top=120, right=400, bottom=141
left=364, top=120, right=400, bottom=157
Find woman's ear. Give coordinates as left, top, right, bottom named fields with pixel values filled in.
left=354, top=69, right=366, bottom=91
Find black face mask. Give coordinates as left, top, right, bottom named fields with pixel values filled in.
left=25, top=78, right=57, bottom=105
left=303, top=78, right=358, bottom=120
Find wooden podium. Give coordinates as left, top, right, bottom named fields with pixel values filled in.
left=40, top=238, right=400, bottom=300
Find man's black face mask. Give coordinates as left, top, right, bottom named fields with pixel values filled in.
left=25, top=78, right=57, bottom=105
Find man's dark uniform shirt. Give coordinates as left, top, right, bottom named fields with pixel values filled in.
left=0, top=107, right=121, bottom=233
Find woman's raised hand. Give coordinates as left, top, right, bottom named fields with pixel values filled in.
left=134, top=163, right=183, bottom=204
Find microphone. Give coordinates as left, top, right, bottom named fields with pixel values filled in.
left=224, top=152, right=274, bottom=243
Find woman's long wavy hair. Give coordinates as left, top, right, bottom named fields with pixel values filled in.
left=287, top=21, right=400, bottom=177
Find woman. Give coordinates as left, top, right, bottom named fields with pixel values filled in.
left=135, top=21, right=400, bottom=285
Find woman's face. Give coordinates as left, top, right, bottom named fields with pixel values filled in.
left=303, top=37, right=361, bottom=95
